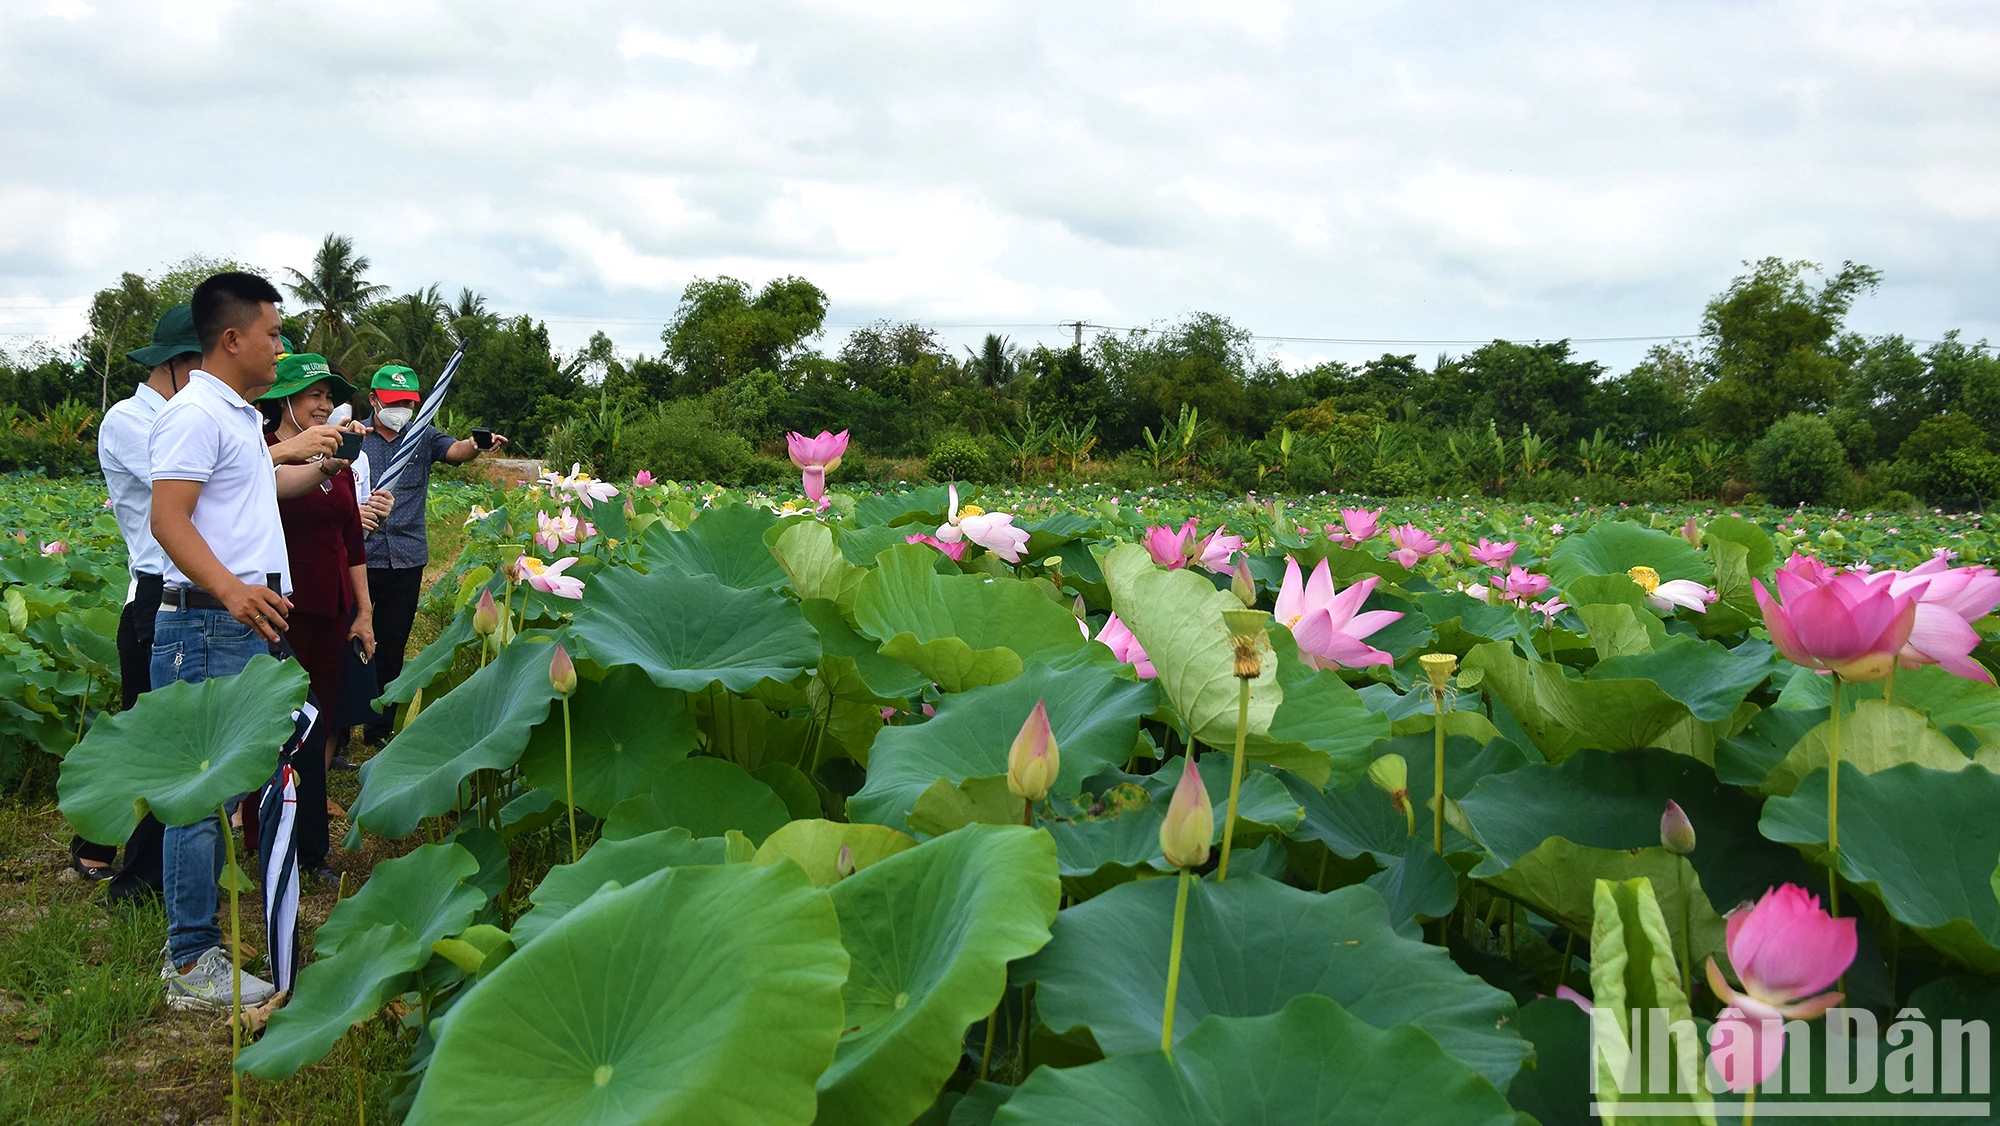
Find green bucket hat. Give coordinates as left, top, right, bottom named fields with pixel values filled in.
left=278, top=334, right=298, bottom=356
left=260, top=352, right=357, bottom=402
left=370, top=364, right=421, bottom=403
left=127, top=304, right=202, bottom=366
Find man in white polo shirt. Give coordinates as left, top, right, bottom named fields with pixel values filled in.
left=148, top=271, right=297, bottom=1011
left=71, top=304, right=204, bottom=899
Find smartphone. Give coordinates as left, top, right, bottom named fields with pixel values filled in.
left=336, top=431, right=364, bottom=461
left=352, top=637, right=369, bottom=662
left=471, top=428, right=495, bottom=450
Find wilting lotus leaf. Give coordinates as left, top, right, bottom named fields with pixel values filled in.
left=1764, top=699, right=2000, bottom=796
left=353, top=637, right=562, bottom=837
left=1762, top=763, right=2000, bottom=972
left=854, top=543, right=1089, bottom=691
left=1545, top=520, right=1707, bottom=588
left=751, top=819, right=916, bottom=886
left=849, top=647, right=1155, bottom=829
left=569, top=566, right=818, bottom=692
left=513, top=828, right=727, bottom=945
left=816, top=826, right=1060, bottom=1125
left=1588, top=878, right=1713, bottom=1123
left=639, top=501, right=787, bottom=590
left=407, top=863, right=848, bottom=1126
left=993, top=994, right=1519, bottom=1125
left=1039, top=755, right=1300, bottom=879
left=602, top=756, right=792, bottom=843
left=519, top=667, right=696, bottom=817
left=60, top=654, right=307, bottom=840
left=1024, top=878, right=1530, bottom=1089
left=769, top=521, right=869, bottom=609
left=236, top=924, right=430, bottom=1079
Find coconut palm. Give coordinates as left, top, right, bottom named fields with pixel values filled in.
left=964, top=333, right=1019, bottom=387
left=284, top=234, right=389, bottom=344
left=368, top=284, right=451, bottom=371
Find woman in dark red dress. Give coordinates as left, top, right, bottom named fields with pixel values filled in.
left=259, top=352, right=376, bottom=884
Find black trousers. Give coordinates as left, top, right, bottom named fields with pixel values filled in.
left=75, top=576, right=166, bottom=899
left=363, top=566, right=425, bottom=740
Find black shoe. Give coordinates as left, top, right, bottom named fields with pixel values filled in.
left=69, top=840, right=115, bottom=883
left=330, top=754, right=357, bottom=772
left=306, top=866, right=340, bottom=887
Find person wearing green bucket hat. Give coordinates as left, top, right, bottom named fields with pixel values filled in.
left=66, top=305, right=207, bottom=891
left=254, top=353, right=383, bottom=882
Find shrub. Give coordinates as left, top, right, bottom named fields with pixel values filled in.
left=925, top=433, right=991, bottom=482
left=1889, top=413, right=1996, bottom=509
left=1748, top=414, right=1849, bottom=506
left=1869, top=489, right=1922, bottom=514
left=614, top=400, right=755, bottom=483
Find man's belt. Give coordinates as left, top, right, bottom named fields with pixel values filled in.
left=162, top=573, right=281, bottom=612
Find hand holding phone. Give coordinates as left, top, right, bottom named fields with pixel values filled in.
left=471, top=428, right=495, bottom=450
left=336, top=431, right=364, bottom=461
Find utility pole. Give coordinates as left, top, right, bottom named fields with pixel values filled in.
left=1067, top=320, right=1084, bottom=351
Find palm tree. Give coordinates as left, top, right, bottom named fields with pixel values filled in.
left=284, top=234, right=389, bottom=344
left=368, top=284, right=450, bottom=371
left=449, top=286, right=497, bottom=346
left=964, top=332, right=1018, bottom=387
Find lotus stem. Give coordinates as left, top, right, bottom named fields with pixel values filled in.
left=562, top=694, right=578, bottom=863
left=1161, top=867, right=1192, bottom=1057
left=1827, top=676, right=1842, bottom=919
left=1677, top=861, right=1693, bottom=999
left=1431, top=689, right=1448, bottom=857
left=1743, top=1083, right=1758, bottom=1125
left=1217, top=675, right=1250, bottom=880
left=73, top=674, right=91, bottom=749
left=1017, top=981, right=1034, bottom=1078
left=1022, top=797, right=1033, bottom=827
left=220, top=803, right=243, bottom=1126
left=977, top=1001, right=998, bottom=1081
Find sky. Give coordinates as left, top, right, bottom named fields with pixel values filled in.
left=3, top=0, right=1998, bottom=375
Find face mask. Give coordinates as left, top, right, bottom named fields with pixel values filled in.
left=328, top=403, right=353, bottom=427
left=378, top=406, right=414, bottom=431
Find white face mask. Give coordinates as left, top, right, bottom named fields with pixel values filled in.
left=328, top=403, right=353, bottom=427
left=377, top=405, right=414, bottom=431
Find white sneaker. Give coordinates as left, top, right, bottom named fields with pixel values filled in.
left=163, top=946, right=276, bottom=1012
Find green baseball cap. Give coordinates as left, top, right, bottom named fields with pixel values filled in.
left=279, top=334, right=298, bottom=356
left=260, top=352, right=357, bottom=402
left=370, top=364, right=421, bottom=403
left=127, top=304, right=202, bottom=366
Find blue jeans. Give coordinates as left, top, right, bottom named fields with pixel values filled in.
left=152, top=607, right=269, bottom=966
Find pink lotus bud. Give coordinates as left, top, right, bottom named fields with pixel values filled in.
left=835, top=844, right=855, bottom=878
left=1230, top=553, right=1256, bottom=607
left=473, top=589, right=500, bottom=637
left=1703, top=883, right=1857, bottom=1090
left=1158, top=756, right=1213, bottom=869
left=549, top=644, right=577, bottom=696
left=1660, top=800, right=1696, bottom=855
left=1006, top=699, right=1060, bottom=802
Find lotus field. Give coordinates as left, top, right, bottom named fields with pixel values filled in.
left=16, top=441, right=2000, bottom=1122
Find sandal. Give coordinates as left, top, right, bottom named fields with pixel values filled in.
left=68, top=840, right=115, bottom=883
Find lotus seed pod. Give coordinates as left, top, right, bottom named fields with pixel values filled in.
left=1419, top=652, right=1457, bottom=692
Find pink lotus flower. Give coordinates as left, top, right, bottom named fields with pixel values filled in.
left=1495, top=566, right=1550, bottom=603
left=633, top=469, right=656, bottom=487
left=1467, top=538, right=1517, bottom=568
left=1325, top=507, right=1384, bottom=546
left=1680, top=516, right=1702, bottom=548
left=935, top=484, right=1029, bottom=563
left=1705, top=884, right=1857, bottom=1092
left=1553, top=985, right=1592, bottom=1012
left=1753, top=570, right=1916, bottom=682
left=787, top=430, right=848, bottom=512
left=539, top=463, right=620, bottom=509
left=905, top=532, right=968, bottom=562
left=39, top=540, right=67, bottom=556
left=1774, top=552, right=1837, bottom=599
left=1859, top=557, right=2000, bottom=682
left=1648, top=580, right=1717, bottom=615
left=1195, top=527, right=1244, bottom=576
left=534, top=507, right=584, bottom=552
left=1532, top=598, right=1568, bottom=624
left=514, top=554, right=585, bottom=600
left=1275, top=557, right=1402, bottom=669
left=1387, top=524, right=1446, bottom=570
left=1095, top=613, right=1157, bottom=679
left=1143, top=521, right=1196, bottom=569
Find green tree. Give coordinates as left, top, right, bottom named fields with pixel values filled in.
left=366, top=285, right=452, bottom=373
left=82, top=272, right=153, bottom=410
left=285, top=234, right=389, bottom=344
left=1748, top=413, right=1849, bottom=504
left=1695, top=258, right=1880, bottom=442
left=662, top=275, right=828, bottom=395
left=963, top=333, right=1020, bottom=387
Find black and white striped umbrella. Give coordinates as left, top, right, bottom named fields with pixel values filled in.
left=257, top=698, right=318, bottom=995
left=371, top=344, right=467, bottom=493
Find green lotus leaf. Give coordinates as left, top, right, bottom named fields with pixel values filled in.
left=406, top=863, right=849, bottom=1126
left=754, top=761, right=821, bottom=820
left=1764, top=699, right=2000, bottom=796
left=1024, top=878, right=1530, bottom=1089
left=769, top=521, right=868, bottom=609
left=907, top=775, right=1021, bottom=838
left=513, top=828, right=728, bottom=945
left=519, top=667, right=696, bottom=817
left=1461, top=641, right=1688, bottom=759
left=639, top=501, right=787, bottom=589
left=569, top=566, right=818, bottom=693
left=1285, top=735, right=1532, bottom=866
left=1363, top=835, right=1459, bottom=936
left=852, top=486, right=948, bottom=529
left=1416, top=591, right=1543, bottom=652
left=848, top=647, right=1155, bottom=829
left=353, top=637, right=562, bottom=837
left=1701, top=514, right=1775, bottom=576
left=60, top=654, right=307, bottom=840
left=314, top=842, right=486, bottom=956
left=817, top=826, right=1061, bottom=1124
left=854, top=543, right=1089, bottom=692
left=1589, top=877, right=1714, bottom=1124
left=1714, top=705, right=1819, bottom=787
left=1545, top=520, right=1707, bottom=588
left=378, top=601, right=476, bottom=706
left=1487, top=838, right=1728, bottom=982
left=1774, top=665, right=2000, bottom=749
left=236, top=923, right=430, bottom=1079
left=751, top=818, right=916, bottom=886
left=1592, top=637, right=1776, bottom=724
left=992, top=994, right=1519, bottom=1125
left=1040, top=755, right=1300, bottom=879
left=1761, top=763, right=2000, bottom=972
left=1503, top=997, right=1593, bottom=1126
left=802, top=597, right=929, bottom=701
left=602, top=756, right=791, bottom=843
left=1247, top=621, right=1388, bottom=784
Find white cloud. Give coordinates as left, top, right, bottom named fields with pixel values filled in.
left=617, top=29, right=759, bottom=70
